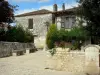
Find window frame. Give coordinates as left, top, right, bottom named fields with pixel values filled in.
left=28, top=18, right=33, bottom=29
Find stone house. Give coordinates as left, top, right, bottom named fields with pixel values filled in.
left=52, top=4, right=76, bottom=30
left=15, top=4, right=76, bottom=48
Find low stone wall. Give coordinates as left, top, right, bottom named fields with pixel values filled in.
left=47, top=48, right=85, bottom=72
left=47, top=46, right=100, bottom=74
left=0, top=42, right=36, bottom=58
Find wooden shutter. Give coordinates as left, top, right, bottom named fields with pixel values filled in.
left=28, top=19, right=33, bottom=29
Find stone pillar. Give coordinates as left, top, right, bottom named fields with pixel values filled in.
left=81, top=46, right=84, bottom=52
left=12, top=52, right=17, bottom=56
left=26, top=49, right=30, bottom=54
left=43, top=44, right=48, bottom=51
left=84, top=45, right=100, bottom=74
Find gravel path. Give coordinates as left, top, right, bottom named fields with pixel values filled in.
left=0, top=51, right=86, bottom=75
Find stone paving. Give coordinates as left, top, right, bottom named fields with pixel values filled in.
left=0, top=50, right=86, bottom=75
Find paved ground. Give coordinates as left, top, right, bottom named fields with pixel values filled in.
left=0, top=50, right=86, bottom=75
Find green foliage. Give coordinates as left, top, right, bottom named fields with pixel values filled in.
left=0, top=26, right=34, bottom=43
left=68, top=27, right=88, bottom=41
left=46, top=40, right=54, bottom=49
left=57, top=29, right=68, bottom=42
left=78, top=0, right=100, bottom=43
left=67, top=27, right=88, bottom=49
left=46, top=24, right=58, bottom=49
left=7, top=26, right=34, bottom=43
left=0, top=28, right=6, bottom=41
left=46, top=24, right=87, bottom=49
left=0, top=0, right=16, bottom=23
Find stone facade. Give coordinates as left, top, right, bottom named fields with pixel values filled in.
left=16, top=14, right=52, bottom=36
left=15, top=14, right=76, bottom=48
left=15, top=14, right=52, bottom=48
left=56, top=15, right=76, bottom=30
left=15, top=6, right=78, bottom=49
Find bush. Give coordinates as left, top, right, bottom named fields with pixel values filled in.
left=67, top=27, right=88, bottom=49
left=68, top=27, right=88, bottom=41
left=0, top=28, right=6, bottom=41
left=46, top=24, right=58, bottom=49
left=0, top=25, right=34, bottom=43
left=46, top=24, right=88, bottom=50
left=7, top=26, right=34, bottom=43
left=57, top=29, right=68, bottom=42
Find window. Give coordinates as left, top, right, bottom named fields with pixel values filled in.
left=28, top=18, right=33, bottom=29
left=65, top=17, right=76, bottom=29
left=65, top=17, right=70, bottom=28
left=72, top=17, right=76, bottom=24
left=61, top=22, right=65, bottom=28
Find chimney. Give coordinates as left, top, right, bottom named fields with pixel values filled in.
left=53, top=4, right=58, bottom=12
left=62, top=3, right=65, bottom=11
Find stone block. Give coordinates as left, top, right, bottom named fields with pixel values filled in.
left=12, top=53, right=17, bottom=56
left=26, top=49, right=30, bottom=54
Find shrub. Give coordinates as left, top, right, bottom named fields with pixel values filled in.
left=67, top=27, right=88, bottom=49
left=68, top=27, right=88, bottom=41
left=46, top=40, right=54, bottom=49
left=46, top=24, right=58, bottom=49
left=57, top=29, right=68, bottom=42
left=8, top=26, right=34, bottom=43
left=0, top=25, right=34, bottom=43
left=0, top=28, right=6, bottom=41
left=46, top=24, right=88, bottom=50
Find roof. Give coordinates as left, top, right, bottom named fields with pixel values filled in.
left=53, top=7, right=78, bottom=16
left=15, top=9, right=52, bottom=17
left=15, top=7, right=78, bottom=17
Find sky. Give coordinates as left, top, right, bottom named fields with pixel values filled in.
left=8, top=0, right=78, bottom=15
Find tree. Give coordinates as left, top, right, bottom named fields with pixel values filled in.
left=46, top=24, right=58, bottom=49
left=78, top=0, right=100, bottom=44
left=0, top=0, right=15, bottom=23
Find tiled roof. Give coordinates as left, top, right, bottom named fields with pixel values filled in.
left=15, top=9, right=52, bottom=17
left=53, top=7, right=77, bottom=14
left=15, top=7, right=78, bottom=17
left=52, top=7, right=78, bottom=16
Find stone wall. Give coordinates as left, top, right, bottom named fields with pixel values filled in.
left=0, top=42, right=36, bottom=58
left=47, top=48, right=85, bottom=72
left=15, top=14, right=52, bottom=48
left=47, top=46, right=100, bottom=74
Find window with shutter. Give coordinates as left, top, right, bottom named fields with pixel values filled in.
left=28, top=19, right=33, bottom=29
left=65, top=17, right=76, bottom=29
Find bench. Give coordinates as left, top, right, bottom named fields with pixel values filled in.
left=26, top=48, right=38, bottom=54
left=12, top=48, right=37, bottom=56
left=12, top=50, right=25, bottom=56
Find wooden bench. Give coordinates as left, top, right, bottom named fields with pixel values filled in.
left=30, top=48, right=38, bottom=53
left=12, top=48, right=37, bottom=56
left=12, top=50, right=25, bottom=56
left=26, top=48, right=38, bottom=54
